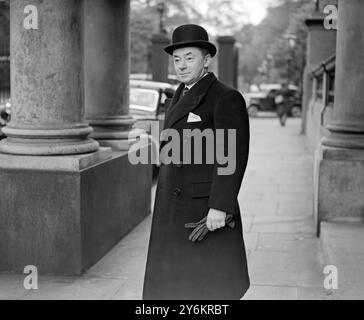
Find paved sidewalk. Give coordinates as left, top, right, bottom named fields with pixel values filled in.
left=240, top=117, right=330, bottom=300
left=0, top=117, right=331, bottom=300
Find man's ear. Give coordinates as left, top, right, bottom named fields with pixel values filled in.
left=204, top=54, right=212, bottom=68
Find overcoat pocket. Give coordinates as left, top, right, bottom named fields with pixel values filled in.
left=191, top=181, right=212, bottom=198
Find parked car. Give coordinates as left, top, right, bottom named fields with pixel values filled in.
left=130, top=73, right=180, bottom=90
left=244, top=83, right=302, bottom=118
left=0, top=98, right=11, bottom=140
left=130, top=79, right=175, bottom=126
left=129, top=79, right=176, bottom=170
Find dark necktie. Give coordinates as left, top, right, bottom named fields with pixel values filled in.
left=181, top=87, right=189, bottom=99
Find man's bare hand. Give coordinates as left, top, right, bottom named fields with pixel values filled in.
left=206, top=208, right=226, bottom=231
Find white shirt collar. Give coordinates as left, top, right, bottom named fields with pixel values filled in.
left=185, top=72, right=209, bottom=90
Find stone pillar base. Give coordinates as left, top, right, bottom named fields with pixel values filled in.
left=314, top=145, right=364, bottom=235
left=98, top=139, right=133, bottom=150
left=92, top=128, right=145, bottom=151
left=0, top=146, right=152, bottom=275
left=322, top=129, right=364, bottom=149
left=88, top=116, right=145, bottom=150
left=0, top=124, right=99, bottom=155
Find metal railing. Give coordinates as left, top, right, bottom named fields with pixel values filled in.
left=310, top=55, right=336, bottom=127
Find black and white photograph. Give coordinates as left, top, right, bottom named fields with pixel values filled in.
left=0, top=0, right=363, bottom=304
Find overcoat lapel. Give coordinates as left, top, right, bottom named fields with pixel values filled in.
left=164, top=73, right=217, bottom=130
left=166, top=82, right=184, bottom=119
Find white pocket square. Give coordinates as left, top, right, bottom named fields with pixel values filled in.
left=187, top=112, right=202, bottom=123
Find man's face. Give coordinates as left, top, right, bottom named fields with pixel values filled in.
left=172, top=47, right=211, bottom=85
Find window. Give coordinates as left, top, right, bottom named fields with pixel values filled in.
left=129, top=88, right=159, bottom=113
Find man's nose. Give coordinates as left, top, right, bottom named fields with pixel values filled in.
left=179, top=60, right=187, bottom=70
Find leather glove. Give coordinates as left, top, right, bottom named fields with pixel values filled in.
left=184, top=214, right=235, bottom=242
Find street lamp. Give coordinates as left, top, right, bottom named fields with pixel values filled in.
left=284, top=33, right=297, bottom=49
left=284, top=33, right=297, bottom=84
left=266, top=53, right=273, bottom=82
left=156, top=0, right=166, bottom=34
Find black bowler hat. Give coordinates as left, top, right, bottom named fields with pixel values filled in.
left=164, top=24, right=217, bottom=57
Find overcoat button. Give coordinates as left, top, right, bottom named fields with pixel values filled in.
left=172, top=188, right=181, bottom=196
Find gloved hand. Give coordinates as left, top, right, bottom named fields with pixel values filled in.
left=184, top=214, right=235, bottom=242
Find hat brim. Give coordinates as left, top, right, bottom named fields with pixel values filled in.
left=164, top=40, right=217, bottom=57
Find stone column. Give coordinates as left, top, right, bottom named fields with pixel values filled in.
left=217, top=36, right=236, bottom=88
left=0, top=0, right=99, bottom=155
left=322, top=0, right=364, bottom=149
left=233, top=46, right=239, bottom=89
left=302, top=13, right=336, bottom=134
left=84, top=0, right=140, bottom=150
left=0, top=0, right=152, bottom=276
left=151, top=33, right=169, bottom=83
left=315, top=0, right=364, bottom=230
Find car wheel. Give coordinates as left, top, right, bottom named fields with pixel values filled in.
left=248, top=105, right=259, bottom=117
left=290, top=105, right=302, bottom=118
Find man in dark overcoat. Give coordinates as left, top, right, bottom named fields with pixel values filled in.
left=142, top=24, right=250, bottom=300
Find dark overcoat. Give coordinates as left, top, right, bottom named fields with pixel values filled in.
left=142, top=72, right=250, bottom=300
